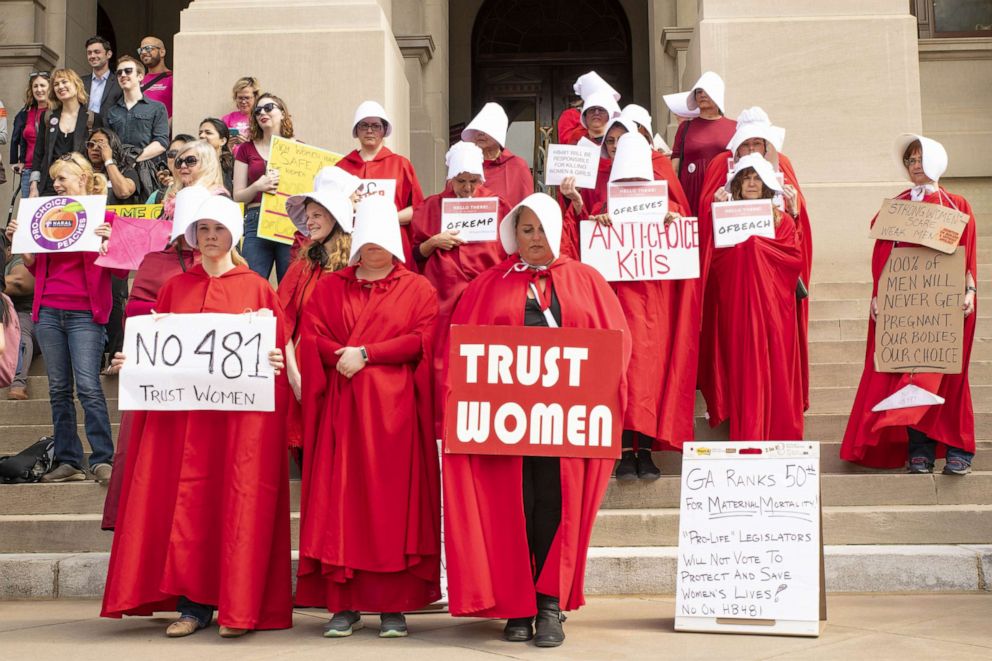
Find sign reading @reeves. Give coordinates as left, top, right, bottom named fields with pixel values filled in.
left=874, top=246, right=965, bottom=374
left=119, top=312, right=277, bottom=411
left=544, top=143, right=600, bottom=189
left=441, top=197, right=499, bottom=243
left=259, top=136, right=344, bottom=245
left=13, top=195, right=106, bottom=254
left=711, top=200, right=775, bottom=248
left=869, top=199, right=969, bottom=255
left=608, top=181, right=669, bottom=223
left=444, top=325, right=624, bottom=459
left=580, top=218, right=699, bottom=281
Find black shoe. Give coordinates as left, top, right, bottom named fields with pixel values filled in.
left=503, top=616, right=534, bottom=642
left=614, top=451, right=637, bottom=481
left=636, top=449, right=661, bottom=480
left=908, top=457, right=934, bottom=474
left=534, top=595, right=565, bottom=648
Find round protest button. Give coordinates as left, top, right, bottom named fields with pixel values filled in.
left=687, top=163, right=696, bottom=174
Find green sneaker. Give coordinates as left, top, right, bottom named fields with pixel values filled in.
left=379, top=612, right=408, bottom=638
left=323, top=610, right=362, bottom=638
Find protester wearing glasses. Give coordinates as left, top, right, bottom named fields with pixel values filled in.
left=147, top=134, right=195, bottom=204
left=85, top=127, right=139, bottom=205
left=222, top=76, right=260, bottom=155
left=233, top=93, right=297, bottom=281
left=29, top=69, right=97, bottom=197
left=198, top=118, right=235, bottom=193
left=81, top=36, right=122, bottom=120
left=10, top=71, right=49, bottom=198
left=105, top=56, right=168, bottom=164
left=137, top=36, right=173, bottom=120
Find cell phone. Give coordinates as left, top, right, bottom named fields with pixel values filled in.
left=156, top=161, right=170, bottom=173
left=229, top=127, right=240, bottom=138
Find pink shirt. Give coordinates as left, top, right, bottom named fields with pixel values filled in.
left=24, top=106, right=43, bottom=166
left=38, top=253, right=90, bottom=311
left=142, top=71, right=173, bottom=118
left=222, top=110, right=251, bottom=156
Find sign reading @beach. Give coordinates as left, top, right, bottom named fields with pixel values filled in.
left=12, top=195, right=106, bottom=254
left=444, top=325, right=624, bottom=459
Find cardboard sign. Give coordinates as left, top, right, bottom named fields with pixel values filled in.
left=869, top=199, right=969, bottom=255
left=711, top=200, right=775, bottom=248
left=676, top=441, right=822, bottom=638
left=545, top=143, right=600, bottom=189
left=259, top=137, right=344, bottom=245
left=441, top=197, right=499, bottom=243
left=95, top=216, right=171, bottom=271
left=608, top=181, right=669, bottom=223
left=107, top=204, right=165, bottom=219
left=119, top=312, right=277, bottom=411
left=444, top=325, right=624, bottom=459
left=13, top=195, right=106, bottom=254
left=580, top=218, right=699, bottom=281
left=874, top=247, right=965, bottom=374
left=355, top=178, right=397, bottom=208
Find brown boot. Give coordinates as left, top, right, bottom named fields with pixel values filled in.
left=7, top=386, right=28, bottom=401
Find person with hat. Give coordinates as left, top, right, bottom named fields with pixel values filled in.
left=336, top=100, right=424, bottom=268
left=462, top=102, right=533, bottom=207
left=101, top=194, right=293, bottom=638
left=295, top=196, right=440, bottom=639
left=621, top=103, right=684, bottom=198
left=841, top=135, right=978, bottom=475
left=664, top=71, right=736, bottom=215
left=557, top=71, right=620, bottom=145
left=442, top=193, right=631, bottom=648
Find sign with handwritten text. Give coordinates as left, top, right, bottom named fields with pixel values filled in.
left=711, top=200, right=775, bottom=248
left=441, top=197, right=500, bottom=243
left=544, top=143, right=600, bottom=189
left=869, top=199, right=968, bottom=255
left=608, top=180, right=668, bottom=223
left=580, top=218, right=699, bottom=281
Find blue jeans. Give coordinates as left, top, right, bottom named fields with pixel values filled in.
left=907, top=427, right=974, bottom=465
left=34, top=307, right=114, bottom=468
left=177, top=596, right=215, bottom=627
left=241, top=206, right=291, bottom=282
left=19, top=170, right=32, bottom=198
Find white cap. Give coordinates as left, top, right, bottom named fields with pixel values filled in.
left=184, top=195, right=245, bottom=249
left=499, top=192, right=563, bottom=260
left=727, top=153, right=784, bottom=195
left=600, top=116, right=639, bottom=158
left=580, top=91, right=622, bottom=129
left=352, top=100, right=392, bottom=138
left=349, top=196, right=405, bottom=265
left=620, top=104, right=652, bottom=136
left=445, top=141, right=486, bottom=182
left=726, top=107, right=786, bottom=157
left=894, top=133, right=947, bottom=183
left=461, top=102, right=508, bottom=148
left=171, top=185, right=212, bottom=242
left=285, top=167, right=359, bottom=235
left=663, top=70, right=727, bottom=118
left=609, top=133, right=654, bottom=183
left=573, top=71, right=620, bottom=102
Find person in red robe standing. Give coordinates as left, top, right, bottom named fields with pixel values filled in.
left=101, top=195, right=293, bottom=638
left=556, top=71, right=621, bottom=145
left=461, top=102, right=534, bottom=207
left=336, top=100, right=424, bottom=268
left=664, top=71, right=736, bottom=216
left=841, top=135, right=978, bottom=474
left=296, top=197, right=440, bottom=638
left=700, top=154, right=804, bottom=440
left=443, top=193, right=631, bottom=648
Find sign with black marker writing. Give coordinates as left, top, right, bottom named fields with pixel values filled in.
left=441, top=197, right=499, bottom=243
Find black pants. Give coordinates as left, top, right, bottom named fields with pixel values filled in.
left=522, top=456, right=562, bottom=580
left=104, top=276, right=129, bottom=364
left=177, top=595, right=214, bottom=626
left=621, top=430, right=653, bottom=450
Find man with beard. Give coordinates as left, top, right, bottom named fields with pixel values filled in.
left=137, top=36, right=173, bottom=122
left=82, top=36, right=122, bottom=119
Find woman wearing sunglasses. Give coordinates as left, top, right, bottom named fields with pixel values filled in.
left=85, top=127, right=139, bottom=205
left=29, top=68, right=98, bottom=197
left=146, top=134, right=194, bottom=204
left=10, top=71, right=50, bottom=198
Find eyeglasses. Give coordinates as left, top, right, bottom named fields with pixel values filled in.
left=30, top=71, right=50, bottom=80
left=85, top=140, right=108, bottom=149
left=166, top=149, right=179, bottom=159
left=903, top=157, right=923, bottom=167
left=253, top=102, right=279, bottom=116
left=357, top=122, right=385, bottom=132
left=116, top=67, right=135, bottom=77
left=137, top=45, right=159, bottom=54
left=175, top=155, right=199, bottom=169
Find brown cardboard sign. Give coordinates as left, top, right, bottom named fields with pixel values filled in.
left=869, top=199, right=969, bottom=254
left=874, top=247, right=965, bottom=374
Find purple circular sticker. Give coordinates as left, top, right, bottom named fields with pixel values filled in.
left=30, top=197, right=88, bottom=251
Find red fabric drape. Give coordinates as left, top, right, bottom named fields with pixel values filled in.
left=483, top=147, right=534, bottom=207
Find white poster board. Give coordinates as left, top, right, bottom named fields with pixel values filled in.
left=580, top=218, right=699, bottom=281
left=356, top=179, right=397, bottom=208
left=608, top=181, right=669, bottom=223
left=441, top=197, right=499, bottom=243
left=13, top=195, right=106, bottom=254
left=712, top=200, right=775, bottom=248
left=119, top=312, right=277, bottom=412
left=676, top=441, right=822, bottom=637
left=545, top=143, right=600, bottom=189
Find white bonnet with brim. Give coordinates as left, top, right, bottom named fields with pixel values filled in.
left=171, top=185, right=213, bottom=242
left=499, top=193, right=563, bottom=260
left=580, top=91, right=622, bottom=129
left=348, top=196, right=405, bottom=265
left=351, top=100, right=392, bottom=138
left=445, top=141, right=486, bottom=182
left=285, top=167, right=359, bottom=235
left=727, top=153, right=784, bottom=194
left=461, top=102, right=508, bottom=147
left=183, top=195, right=245, bottom=249
left=726, top=107, right=786, bottom=157
left=609, top=133, right=654, bottom=183
left=620, top=104, right=652, bottom=136
left=894, top=133, right=947, bottom=183
left=601, top=117, right=639, bottom=158
left=663, top=70, right=726, bottom=118
left=573, top=71, right=620, bottom=102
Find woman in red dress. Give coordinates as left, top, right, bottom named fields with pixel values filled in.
left=461, top=102, right=533, bottom=207
left=557, top=71, right=620, bottom=145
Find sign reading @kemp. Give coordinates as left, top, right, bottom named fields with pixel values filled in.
left=119, top=312, right=277, bottom=412
left=441, top=197, right=500, bottom=243
left=12, top=195, right=106, bottom=254
left=444, top=325, right=624, bottom=459
left=711, top=200, right=775, bottom=248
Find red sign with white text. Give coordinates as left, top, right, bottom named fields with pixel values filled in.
left=444, top=324, right=624, bottom=459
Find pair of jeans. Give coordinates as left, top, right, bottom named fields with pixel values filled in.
left=11, top=310, right=36, bottom=389
left=34, top=307, right=114, bottom=468
left=523, top=456, right=562, bottom=580
left=907, top=427, right=974, bottom=465
left=19, top=170, right=32, bottom=198
left=241, top=206, right=291, bottom=283
left=177, top=596, right=215, bottom=627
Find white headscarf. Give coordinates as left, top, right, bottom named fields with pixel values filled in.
left=351, top=100, right=392, bottom=138
left=663, top=71, right=727, bottom=118
left=580, top=92, right=622, bottom=129
left=499, top=193, right=563, bottom=260
left=461, top=102, right=508, bottom=147
left=348, top=196, right=404, bottom=265
left=894, top=133, right=947, bottom=186
left=184, top=195, right=245, bottom=249
left=170, top=185, right=212, bottom=242
left=726, top=153, right=784, bottom=196
left=620, top=104, right=652, bottom=136
left=285, top=167, right=360, bottom=235
left=726, top=107, right=786, bottom=160
left=573, top=71, right=620, bottom=102
left=445, top=141, right=486, bottom=182
left=609, top=133, right=653, bottom=183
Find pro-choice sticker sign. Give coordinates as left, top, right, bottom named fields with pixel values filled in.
left=13, top=195, right=106, bottom=254
left=441, top=197, right=499, bottom=242
left=444, top=325, right=624, bottom=459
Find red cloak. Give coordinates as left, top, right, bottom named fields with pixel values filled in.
left=556, top=108, right=583, bottom=144
left=671, top=116, right=737, bottom=216
left=841, top=188, right=978, bottom=468
left=295, top=264, right=441, bottom=612
left=483, top=148, right=534, bottom=207
left=101, top=264, right=293, bottom=630
left=443, top=255, right=631, bottom=618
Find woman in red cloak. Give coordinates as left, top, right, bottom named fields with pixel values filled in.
left=841, top=135, right=977, bottom=474
left=296, top=197, right=440, bottom=638
left=556, top=71, right=620, bottom=145
left=443, top=193, right=631, bottom=648
left=461, top=102, right=534, bottom=207
left=101, top=194, right=293, bottom=638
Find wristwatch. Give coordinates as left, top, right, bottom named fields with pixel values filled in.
left=104, top=159, right=116, bottom=168
left=359, top=346, right=369, bottom=362
left=966, top=285, right=977, bottom=293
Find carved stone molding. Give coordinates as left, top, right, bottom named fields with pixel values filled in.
left=918, top=37, right=992, bottom=61
left=396, top=34, right=436, bottom=65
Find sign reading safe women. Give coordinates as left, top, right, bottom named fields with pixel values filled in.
left=444, top=325, right=624, bottom=459
left=119, top=312, right=277, bottom=411
left=12, top=195, right=106, bottom=254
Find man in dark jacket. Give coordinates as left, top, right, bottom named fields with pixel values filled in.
left=81, top=36, right=122, bottom=120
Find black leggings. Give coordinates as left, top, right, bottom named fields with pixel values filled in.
left=522, top=456, right=561, bottom=580
left=621, top=430, right=654, bottom=450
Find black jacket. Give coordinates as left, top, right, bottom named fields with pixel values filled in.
left=81, top=71, right=122, bottom=120
left=30, top=107, right=101, bottom=194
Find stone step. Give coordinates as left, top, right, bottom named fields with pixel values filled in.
left=2, top=376, right=118, bottom=401
left=811, top=318, right=992, bottom=342
left=809, top=359, right=992, bottom=388
left=804, top=385, right=992, bottom=414
left=810, top=298, right=992, bottom=321
left=812, top=279, right=992, bottom=300
left=0, top=425, right=121, bottom=455
left=0, top=399, right=121, bottom=426
left=810, top=337, right=992, bottom=363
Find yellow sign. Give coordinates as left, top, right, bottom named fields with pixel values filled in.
left=108, top=204, right=165, bottom=219
left=258, top=137, right=343, bottom=245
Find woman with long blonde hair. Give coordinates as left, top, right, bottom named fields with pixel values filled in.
left=29, top=68, right=94, bottom=197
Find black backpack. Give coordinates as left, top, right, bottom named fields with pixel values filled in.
left=0, top=437, right=55, bottom=483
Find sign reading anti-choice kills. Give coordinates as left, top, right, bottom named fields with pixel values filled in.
left=580, top=218, right=699, bottom=281
left=119, top=312, right=277, bottom=411
left=711, top=200, right=775, bottom=248
left=441, top=197, right=499, bottom=243
left=608, top=181, right=669, bottom=223
left=544, top=143, right=600, bottom=189
left=869, top=198, right=969, bottom=255
left=444, top=325, right=623, bottom=459
left=875, top=246, right=965, bottom=374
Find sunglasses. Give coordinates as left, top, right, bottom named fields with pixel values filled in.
left=253, top=102, right=279, bottom=116
left=30, top=71, right=51, bottom=80
left=116, top=67, right=135, bottom=77
left=137, top=45, right=159, bottom=54
left=166, top=149, right=179, bottom=159
left=85, top=140, right=108, bottom=149
left=175, top=155, right=199, bottom=169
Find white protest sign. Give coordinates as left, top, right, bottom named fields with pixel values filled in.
left=13, top=195, right=106, bottom=254
left=119, top=312, right=277, bottom=412
left=545, top=143, right=600, bottom=189
left=712, top=200, right=775, bottom=248
left=676, top=441, right=822, bottom=637
left=872, top=383, right=945, bottom=412
left=580, top=218, right=699, bottom=281
left=356, top=179, right=397, bottom=207
left=608, top=181, right=669, bottom=223
left=441, top=197, right=499, bottom=243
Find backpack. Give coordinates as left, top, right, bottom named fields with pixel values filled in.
left=0, top=293, right=21, bottom=388
left=0, top=437, right=55, bottom=483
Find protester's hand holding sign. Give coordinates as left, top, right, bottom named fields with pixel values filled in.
left=560, top=175, right=583, bottom=213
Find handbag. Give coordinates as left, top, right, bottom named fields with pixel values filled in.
left=0, top=437, right=55, bottom=483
